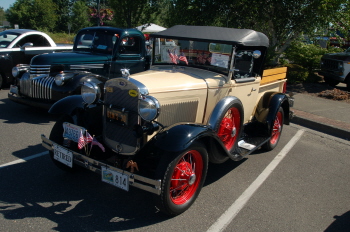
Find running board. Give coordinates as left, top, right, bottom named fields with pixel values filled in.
left=230, top=136, right=270, bottom=161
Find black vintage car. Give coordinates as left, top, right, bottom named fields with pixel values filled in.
left=0, top=29, right=72, bottom=88
left=9, top=26, right=150, bottom=109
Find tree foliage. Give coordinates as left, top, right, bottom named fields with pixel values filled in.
left=109, top=0, right=160, bottom=28
left=7, top=0, right=58, bottom=31
left=71, top=0, right=92, bottom=33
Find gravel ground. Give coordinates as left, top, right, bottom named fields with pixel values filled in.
left=287, top=82, right=350, bottom=104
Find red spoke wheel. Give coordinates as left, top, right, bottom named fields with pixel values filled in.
left=263, top=107, right=284, bottom=151
left=217, top=107, right=241, bottom=151
left=155, top=142, right=208, bottom=216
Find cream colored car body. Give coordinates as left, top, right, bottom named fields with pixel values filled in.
left=132, top=65, right=286, bottom=129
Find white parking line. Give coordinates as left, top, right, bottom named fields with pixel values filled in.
left=207, top=129, right=305, bottom=232
left=0, top=151, right=48, bottom=169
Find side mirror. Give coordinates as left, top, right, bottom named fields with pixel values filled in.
left=21, top=42, right=34, bottom=48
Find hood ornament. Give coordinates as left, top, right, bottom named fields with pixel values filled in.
left=121, top=68, right=130, bottom=80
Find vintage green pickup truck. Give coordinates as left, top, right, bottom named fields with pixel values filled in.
left=9, top=26, right=150, bottom=109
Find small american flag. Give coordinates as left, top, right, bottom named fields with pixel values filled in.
left=178, top=52, right=188, bottom=65
left=85, top=131, right=93, bottom=143
left=168, top=49, right=178, bottom=64
left=78, top=130, right=86, bottom=149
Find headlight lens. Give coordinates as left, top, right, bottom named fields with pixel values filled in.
left=338, top=62, right=344, bottom=69
left=12, top=67, right=20, bottom=77
left=139, top=95, right=160, bottom=121
left=81, top=81, right=101, bottom=104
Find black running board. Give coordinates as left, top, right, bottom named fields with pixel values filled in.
left=230, top=136, right=270, bottom=161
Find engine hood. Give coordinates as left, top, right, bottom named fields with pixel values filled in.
left=131, top=66, right=226, bottom=94
left=31, top=52, right=110, bottom=65
left=322, top=51, right=350, bottom=62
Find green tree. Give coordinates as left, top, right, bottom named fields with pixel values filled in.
left=0, top=7, right=6, bottom=26
left=71, top=0, right=92, bottom=33
left=7, top=0, right=58, bottom=31
left=53, top=0, right=73, bottom=32
left=110, top=0, right=160, bottom=28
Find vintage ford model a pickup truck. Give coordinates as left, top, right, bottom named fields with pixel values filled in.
left=9, top=26, right=150, bottom=109
left=41, top=25, right=293, bottom=216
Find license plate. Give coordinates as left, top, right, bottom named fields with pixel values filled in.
left=10, top=85, right=18, bottom=95
left=63, top=123, right=85, bottom=143
left=53, top=144, right=73, bottom=168
left=106, top=108, right=128, bottom=125
left=101, top=166, right=129, bottom=191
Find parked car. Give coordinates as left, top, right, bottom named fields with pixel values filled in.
left=41, top=25, right=294, bottom=216
left=9, top=26, right=150, bottom=109
left=0, top=29, right=72, bottom=88
left=319, top=47, right=350, bottom=91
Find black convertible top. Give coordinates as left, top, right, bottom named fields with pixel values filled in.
left=150, top=25, right=269, bottom=47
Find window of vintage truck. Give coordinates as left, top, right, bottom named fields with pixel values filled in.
left=153, top=39, right=232, bottom=76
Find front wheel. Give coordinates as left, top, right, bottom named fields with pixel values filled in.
left=263, top=107, right=284, bottom=151
left=154, top=142, right=208, bottom=216
left=49, top=114, right=79, bottom=172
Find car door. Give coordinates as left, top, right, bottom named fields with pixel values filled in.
left=229, top=50, right=261, bottom=123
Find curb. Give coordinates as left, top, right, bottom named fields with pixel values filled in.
left=291, top=109, right=350, bottom=141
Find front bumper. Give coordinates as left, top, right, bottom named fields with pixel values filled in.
left=8, top=85, right=53, bottom=110
left=318, top=70, right=345, bottom=82
left=41, top=134, right=162, bottom=195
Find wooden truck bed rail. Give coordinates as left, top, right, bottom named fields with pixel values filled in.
left=261, top=67, right=287, bottom=85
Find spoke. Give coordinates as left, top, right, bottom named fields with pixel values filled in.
left=175, top=166, right=190, bottom=176
left=170, top=183, right=188, bottom=193
left=171, top=179, right=187, bottom=181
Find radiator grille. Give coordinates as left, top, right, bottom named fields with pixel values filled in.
left=103, top=78, right=140, bottom=154
left=322, top=59, right=339, bottom=71
left=19, top=74, right=54, bottom=99
left=157, top=101, right=198, bottom=126
left=30, top=65, right=51, bottom=75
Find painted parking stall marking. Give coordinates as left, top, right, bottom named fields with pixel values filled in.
left=207, top=129, right=305, bottom=232
left=0, top=151, right=48, bottom=169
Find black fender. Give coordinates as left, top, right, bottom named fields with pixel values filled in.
left=207, top=96, right=244, bottom=130
left=49, top=95, right=85, bottom=115
left=265, top=93, right=291, bottom=132
left=150, top=123, right=215, bottom=153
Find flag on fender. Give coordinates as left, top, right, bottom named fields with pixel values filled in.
left=178, top=52, right=188, bottom=65
left=168, top=49, right=178, bottom=64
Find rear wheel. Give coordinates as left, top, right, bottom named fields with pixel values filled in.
left=49, top=115, right=79, bottom=172
left=263, top=107, right=284, bottom=151
left=155, top=142, right=208, bottom=216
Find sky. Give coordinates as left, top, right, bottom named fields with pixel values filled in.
left=1, top=0, right=16, bottom=10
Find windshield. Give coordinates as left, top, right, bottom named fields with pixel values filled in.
left=74, top=31, right=119, bottom=54
left=0, top=32, right=20, bottom=48
left=152, top=38, right=233, bottom=75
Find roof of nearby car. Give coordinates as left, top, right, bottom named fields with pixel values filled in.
left=78, top=26, right=143, bottom=35
left=150, top=25, right=269, bottom=47
left=1, top=29, right=39, bottom=34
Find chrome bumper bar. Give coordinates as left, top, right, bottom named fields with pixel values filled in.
left=41, top=134, right=161, bottom=195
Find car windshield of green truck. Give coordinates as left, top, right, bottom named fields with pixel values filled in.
left=75, top=31, right=119, bottom=54
left=0, top=32, right=19, bottom=48
left=152, top=38, right=232, bottom=75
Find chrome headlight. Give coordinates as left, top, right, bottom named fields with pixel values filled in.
left=55, top=72, right=75, bottom=86
left=139, top=95, right=160, bottom=121
left=81, top=81, right=101, bottom=104
left=12, top=65, right=29, bottom=77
